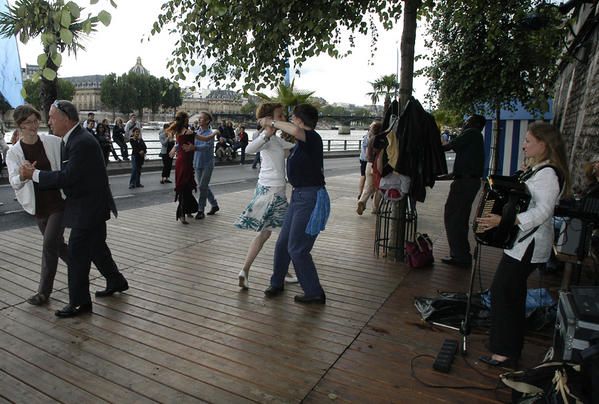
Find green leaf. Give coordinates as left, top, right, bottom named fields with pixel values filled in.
left=60, top=9, right=72, bottom=27
left=51, top=53, right=62, bottom=67
left=90, top=0, right=99, bottom=4
left=66, top=2, right=81, bottom=19
left=59, top=28, right=73, bottom=44
left=97, top=10, right=112, bottom=26
left=42, top=68, right=57, bottom=81
left=21, top=87, right=27, bottom=99
left=82, top=20, right=93, bottom=34
left=110, top=0, right=117, bottom=8
left=40, top=32, right=54, bottom=46
left=37, top=53, right=48, bottom=67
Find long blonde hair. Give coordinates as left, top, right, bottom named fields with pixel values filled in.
left=527, top=121, right=571, bottom=197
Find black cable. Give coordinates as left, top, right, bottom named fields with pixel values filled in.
left=410, top=354, right=501, bottom=391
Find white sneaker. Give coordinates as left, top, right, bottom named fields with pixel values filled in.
left=285, top=274, right=299, bottom=284
left=238, top=269, right=249, bottom=289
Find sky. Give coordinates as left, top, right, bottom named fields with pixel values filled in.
left=13, top=0, right=430, bottom=107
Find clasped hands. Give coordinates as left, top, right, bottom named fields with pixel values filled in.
left=19, top=160, right=36, bottom=181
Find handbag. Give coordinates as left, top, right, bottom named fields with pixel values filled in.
left=406, top=233, right=434, bottom=268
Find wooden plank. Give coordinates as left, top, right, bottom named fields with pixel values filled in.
left=2, top=308, right=246, bottom=403
left=0, top=369, right=54, bottom=404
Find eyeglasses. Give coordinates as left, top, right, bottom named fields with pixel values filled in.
left=21, top=116, right=40, bottom=126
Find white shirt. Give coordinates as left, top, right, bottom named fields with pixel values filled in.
left=505, top=163, right=561, bottom=263
left=32, top=124, right=78, bottom=183
left=246, top=131, right=294, bottom=187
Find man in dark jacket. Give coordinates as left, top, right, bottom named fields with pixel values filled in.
left=441, top=114, right=486, bottom=268
left=20, top=100, right=128, bottom=318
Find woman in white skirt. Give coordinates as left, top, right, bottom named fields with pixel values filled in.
left=234, top=102, right=297, bottom=289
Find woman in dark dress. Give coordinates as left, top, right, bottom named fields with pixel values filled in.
left=169, top=111, right=198, bottom=224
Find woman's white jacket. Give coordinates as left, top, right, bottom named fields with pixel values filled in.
left=6, top=134, right=64, bottom=215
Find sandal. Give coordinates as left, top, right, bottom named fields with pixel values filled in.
left=27, top=293, right=48, bottom=306
left=479, top=355, right=518, bottom=370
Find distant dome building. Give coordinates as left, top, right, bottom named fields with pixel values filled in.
left=129, top=57, right=150, bottom=75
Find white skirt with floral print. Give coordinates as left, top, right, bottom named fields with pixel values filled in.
left=234, top=184, right=288, bottom=231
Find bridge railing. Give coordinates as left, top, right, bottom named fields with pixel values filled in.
left=135, top=139, right=362, bottom=161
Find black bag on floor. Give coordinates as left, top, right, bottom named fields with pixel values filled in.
left=500, top=361, right=589, bottom=403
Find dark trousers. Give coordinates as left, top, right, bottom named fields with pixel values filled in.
left=67, top=221, right=124, bottom=306
left=113, top=136, right=129, bottom=160
left=161, top=155, right=173, bottom=179
left=271, top=187, right=324, bottom=297
left=444, top=178, right=481, bottom=262
left=490, top=241, right=537, bottom=359
left=240, top=145, right=247, bottom=164
left=36, top=211, right=69, bottom=297
left=129, top=155, right=142, bottom=187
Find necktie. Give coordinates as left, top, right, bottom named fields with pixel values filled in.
left=61, top=140, right=66, bottom=168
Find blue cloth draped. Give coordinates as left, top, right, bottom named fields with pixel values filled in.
left=305, top=187, right=330, bottom=236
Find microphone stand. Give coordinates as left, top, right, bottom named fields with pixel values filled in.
left=430, top=241, right=483, bottom=355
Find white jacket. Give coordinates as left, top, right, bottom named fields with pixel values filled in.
left=6, top=134, right=64, bottom=215
left=505, top=163, right=561, bottom=263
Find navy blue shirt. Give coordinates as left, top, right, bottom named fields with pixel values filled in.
left=286, top=129, right=325, bottom=188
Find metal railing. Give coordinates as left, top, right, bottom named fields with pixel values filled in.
left=137, top=139, right=362, bottom=160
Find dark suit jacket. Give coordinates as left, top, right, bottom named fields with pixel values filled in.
left=38, top=125, right=117, bottom=229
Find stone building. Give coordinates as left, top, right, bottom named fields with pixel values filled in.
left=65, top=75, right=105, bottom=112
left=552, top=2, right=599, bottom=193
left=180, top=89, right=243, bottom=116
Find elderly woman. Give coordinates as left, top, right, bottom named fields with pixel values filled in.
left=6, top=104, right=68, bottom=306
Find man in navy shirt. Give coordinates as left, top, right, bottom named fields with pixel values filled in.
left=258, top=104, right=328, bottom=304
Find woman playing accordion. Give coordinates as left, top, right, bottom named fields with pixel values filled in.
left=476, top=122, right=570, bottom=368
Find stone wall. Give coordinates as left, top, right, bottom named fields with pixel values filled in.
left=553, top=4, right=599, bottom=194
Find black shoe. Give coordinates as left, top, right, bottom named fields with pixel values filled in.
left=95, top=280, right=129, bottom=297
left=137, top=184, right=144, bottom=188
left=195, top=212, right=205, bottom=220
left=165, top=179, right=172, bottom=183
left=441, top=256, right=471, bottom=268
left=294, top=293, right=326, bottom=304
left=160, top=180, right=165, bottom=184
left=207, top=206, right=220, bottom=215
left=55, top=303, right=92, bottom=318
left=128, top=185, right=135, bottom=189
left=264, top=285, right=285, bottom=298
left=27, top=293, right=48, bottom=306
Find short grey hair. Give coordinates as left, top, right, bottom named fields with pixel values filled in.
left=52, top=100, right=79, bottom=122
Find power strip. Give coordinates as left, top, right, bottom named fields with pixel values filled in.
left=433, top=339, right=459, bottom=373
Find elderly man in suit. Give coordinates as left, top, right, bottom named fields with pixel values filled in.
left=20, top=100, right=128, bottom=318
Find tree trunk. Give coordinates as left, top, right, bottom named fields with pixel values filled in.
left=399, top=0, right=420, bottom=111
left=391, top=0, right=420, bottom=260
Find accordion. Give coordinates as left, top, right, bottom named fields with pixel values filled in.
left=473, top=175, right=531, bottom=249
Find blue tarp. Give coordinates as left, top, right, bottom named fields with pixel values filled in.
left=0, top=0, right=24, bottom=108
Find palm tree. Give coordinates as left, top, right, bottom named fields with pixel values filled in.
left=368, top=74, right=399, bottom=115
left=366, top=82, right=380, bottom=113
left=256, top=78, right=314, bottom=116
left=0, top=0, right=112, bottom=121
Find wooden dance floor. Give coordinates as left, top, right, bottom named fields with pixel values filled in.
left=0, top=175, right=559, bottom=403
